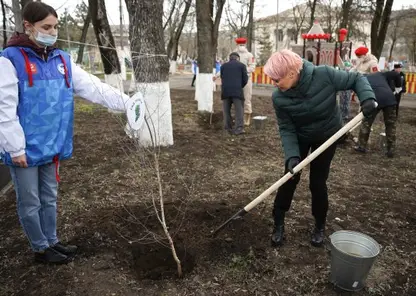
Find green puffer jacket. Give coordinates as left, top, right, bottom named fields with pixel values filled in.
left=272, top=60, right=375, bottom=163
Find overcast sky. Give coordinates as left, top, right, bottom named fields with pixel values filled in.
left=15, top=0, right=413, bottom=27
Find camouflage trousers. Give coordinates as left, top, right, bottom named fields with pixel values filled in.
left=357, top=106, right=397, bottom=151
left=339, top=90, right=352, bottom=125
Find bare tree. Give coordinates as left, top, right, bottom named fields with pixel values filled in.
left=320, top=0, right=342, bottom=40
left=196, top=0, right=225, bottom=71
left=291, top=2, right=308, bottom=44
left=88, top=0, right=121, bottom=77
left=178, top=8, right=197, bottom=59
left=166, top=0, right=192, bottom=61
left=370, top=0, right=394, bottom=59
left=247, top=0, right=255, bottom=51
left=308, top=0, right=319, bottom=28
left=387, top=17, right=401, bottom=62
left=224, top=0, right=250, bottom=38
left=75, top=2, right=91, bottom=64
left=163, top=0, right=178, bottom=31
left=339, top=0, right=354, bottom=29
left=124, top=0, right=178, bottom=274
left=12, top=0, right=23, bottom=32
left=1, top=0, right=7, bottom=47
left=125, top=0, right=173, bottom=143
left=195, top=0, right=226, bottom=112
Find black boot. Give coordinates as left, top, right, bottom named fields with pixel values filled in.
left=51, top=242, right=78, bottom=258
left=386, top=144, right=395, bottom=158
left=34, top=247, right=70, bottom=264
left=271, top=210, right=285, bottom=247
left=310, top=224, right=325, bottom=247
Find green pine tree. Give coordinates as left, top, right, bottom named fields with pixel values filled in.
left=257, top=26, right=273, bottom=66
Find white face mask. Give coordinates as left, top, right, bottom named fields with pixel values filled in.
left=34, top=28, right=58, bottom=46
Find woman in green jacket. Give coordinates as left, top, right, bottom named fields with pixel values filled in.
left=263, top=49, right=377, bottom=247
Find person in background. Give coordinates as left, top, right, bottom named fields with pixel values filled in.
left=351, top=46, right=379, bottom=74
left=0, top=2, right=132, bottom=264
left=392, top=63, right=406, bottom=117
left=234, top=37, right=255, bottom=126
left=354, top=71, right=402, bottom=158
left=191, top=58, right=198, bottom=87
left=220, top=52, right=248, bottom=135
left=263, top=49, right=376, bottom=248
left=339, top=60, right=353, bottom=126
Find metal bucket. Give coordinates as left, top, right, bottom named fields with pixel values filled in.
left=253, top=116, right=267, bottom=130
left=329, top=230, right=380, bottom=291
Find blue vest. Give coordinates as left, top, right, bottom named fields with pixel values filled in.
left=1, top=47, right=74, bottom=167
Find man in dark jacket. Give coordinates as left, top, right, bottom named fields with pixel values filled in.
left=355, top=71, right=401, bottom=158
left=220, top=52, right=248, bottom=135
left=392, top=64, right=406, bottom=117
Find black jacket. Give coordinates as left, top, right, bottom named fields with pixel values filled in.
left=365, top=71, right=401, bottom=108
left=220, top=60, right=248, bottom=100
left=391, top=70, right=407, bottom=94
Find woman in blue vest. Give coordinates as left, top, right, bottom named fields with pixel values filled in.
left=0, top=2, right=131, bottom=264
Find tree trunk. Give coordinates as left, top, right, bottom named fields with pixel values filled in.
left=195, top=0, right=214, bottom=112
left=388, top=39, right=396, bottom=62
left=340, top=0, right=353, bottom=29
left=163, top=0, right=177, bottom=31
left=125, top=0, right=173, bottom=147
left=169, top=0, right=192, bottom=61
left=196, top=0, right=213, bottom=74
left=12, top=0, right=22, bottom=32
left=195, top=0, right=225, bottom=112
left=309, top=0, right=318, bottom=28
left=88, top=0, right=121, bottom=75
left=211, top=0, right=226, bottom=68
left=247, top=0, right=255, bottom=52
left=1, top=0, right=7, bottom=47
left=371, top=0, right=394, bottom=59
left=76, top=11, right=91, bottom=65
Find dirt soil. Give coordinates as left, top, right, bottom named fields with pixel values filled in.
left=1, top=89, right=415, bottom=296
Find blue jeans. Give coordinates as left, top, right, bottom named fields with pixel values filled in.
left=339, top=90, right=351, bottom=125
left=9, top=163, right=59, bottom=252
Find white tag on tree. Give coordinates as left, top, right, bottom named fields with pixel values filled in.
left=126, top=92, right=146, bottom=131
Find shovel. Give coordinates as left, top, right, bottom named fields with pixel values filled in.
left=211, top=111, right=366, bottom=237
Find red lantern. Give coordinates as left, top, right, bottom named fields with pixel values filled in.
left=339, top=28, right=348, bottom=42
left=339, top=28, right=348, bottom=35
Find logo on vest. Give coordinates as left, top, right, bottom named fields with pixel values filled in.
left=57, top=63, right=65, bottom=75
left=29, top=63, right=37, bottom=74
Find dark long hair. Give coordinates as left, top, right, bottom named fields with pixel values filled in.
left=22, top=2, right=58, bottom=23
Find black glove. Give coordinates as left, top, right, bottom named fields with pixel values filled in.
left=361, top=99, right=377, bottom=117
left=287, top=157, right=300, bottom=175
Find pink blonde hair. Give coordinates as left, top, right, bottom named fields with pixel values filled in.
left=263, top=49, right=303, bottom=81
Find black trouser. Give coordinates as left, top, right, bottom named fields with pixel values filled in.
left=191, top=74, right=196, bottom=86
left=395, top=93, right=401, bottom=117
left=222, top=97, right=244, bottom=132
left=273, top=141, right=337, bottom=228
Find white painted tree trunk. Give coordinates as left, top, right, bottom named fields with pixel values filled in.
left=118, top=49, right=127, bottom=80
left=129, top=70, right=137, bottom=92
left=105, top=74, right=125, bottom=114
left=196, top=73, right=213, bottom=113
left=126, top=82, right=173, bottom=146
left=169, top=60, right=177, bottom=74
